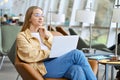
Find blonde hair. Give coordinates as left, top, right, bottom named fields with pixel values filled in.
left=21, top=6, right=42, bottom=31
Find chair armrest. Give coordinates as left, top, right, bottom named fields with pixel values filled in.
left=56, top=26, right=68, bottom=35
left=48, top=25, right=56, bottom=31
left=15, top=62, right=44, bottom=80
left=88, top=59, right=98, bottom=75
left=92, top=44, right=107, bottom=49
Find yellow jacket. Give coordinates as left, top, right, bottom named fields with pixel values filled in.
left=16, top=28, right=53, bottom=76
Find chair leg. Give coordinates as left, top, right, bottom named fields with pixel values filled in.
left=102, top=71, right=105, bottom=80
left=16, top=74, right=20, bottom=80
left=0, top=55, right=6, bottom=70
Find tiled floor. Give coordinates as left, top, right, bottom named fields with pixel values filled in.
left=0, top=56, right=22, bottom=80
left=0, top=56, right=118, bottom=80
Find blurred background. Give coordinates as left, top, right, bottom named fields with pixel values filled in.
left=0, top=0, right=118, bottom=49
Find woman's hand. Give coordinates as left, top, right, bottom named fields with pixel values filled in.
left=38, top=28, right=49, bottom=40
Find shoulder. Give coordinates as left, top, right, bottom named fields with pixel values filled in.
left=17, top=32, right=25, bottom=39
left=17, top=32, right=25, bottom=36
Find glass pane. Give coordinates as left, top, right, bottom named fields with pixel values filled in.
left=94, top=0, right=115, bottom=27
left=92, top=27, right=109, bottom=45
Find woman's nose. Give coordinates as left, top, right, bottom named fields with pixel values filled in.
left=39, top=17, right=42, bottom=20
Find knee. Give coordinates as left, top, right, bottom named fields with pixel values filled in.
left=71, top=49, right=85, bottom=57
left=69, top=65, right=83, bottom=73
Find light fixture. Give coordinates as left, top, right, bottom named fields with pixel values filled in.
left=76, top=10, right=96, bottom=53
left=4, top=0, right=8, bottom=3
left=51, top=13, right=65, bottom=25
left=47, top=12, right=65, bottom=31
left=76, top=10, right=95, bottom=24
left=47, top=8, right=65, bottom=29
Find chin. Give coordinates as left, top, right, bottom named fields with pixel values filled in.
left=39, top=24, right=43, bottom=26
left=38, top=23, right=43, bottom=26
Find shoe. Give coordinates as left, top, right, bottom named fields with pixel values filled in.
left=116, top=70, right=120, bottom=80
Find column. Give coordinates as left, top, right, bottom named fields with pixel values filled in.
left=37, top=0, right=44, bottom=8
left=23, top=0, right=30, bottom=14
left=59, top=0, right=69, bottom=14
left=43, top=0, right=51, bottom=26
left=28, top=0, right=37, bottom=6
left=107, top=24, right=116, bottom=47
left=49, top=0, right=59, bottom=12
left=43, top=0, right=50, bottom=16
left=21, top=1, right=27, bottom=14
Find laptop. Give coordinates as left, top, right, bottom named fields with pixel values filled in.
left=49, top=35, right=79, bottom=58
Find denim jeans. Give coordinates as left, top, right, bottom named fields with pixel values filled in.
left=43, top=49, right=97, bottom=80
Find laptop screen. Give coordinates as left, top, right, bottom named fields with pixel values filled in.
left=49, top=35, right=79, bottom=58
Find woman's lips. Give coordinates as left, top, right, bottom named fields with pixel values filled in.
left=38, top=21, right=42, bottom=23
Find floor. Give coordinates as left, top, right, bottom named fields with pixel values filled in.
left=0, top=56, right=22, bottom=80
left=0, top=56, right=118, bottom=80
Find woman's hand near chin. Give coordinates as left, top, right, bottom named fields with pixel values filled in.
left=38, top=27, right=49, bottom=40
left=38, top=25, right=45, bottom=29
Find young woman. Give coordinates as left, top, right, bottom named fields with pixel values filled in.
left=16, top=6, right=97, bottom=80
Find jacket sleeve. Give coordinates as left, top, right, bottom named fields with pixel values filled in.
left=16, top=32, right=50, bottom=63
left=43, top=31, right=53, bottom=49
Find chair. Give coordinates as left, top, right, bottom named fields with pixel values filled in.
left=56, top=26, right=69, bottom=35
left=68, top=28, right=78, bottom=35
left=0, top=27, right=2, bottom=54
left=68, top=28, right=112, bottom=52
left=8, top=40, right=20, bottom=80
left=0, top=27, right=3, bottom=68
left=47, top=25, right=56, bottom=31
left=0, top=25, right=21, bottom=69
left=15, top=31, right=98, bottom=80
left=8, top=41, right=17, bottom=65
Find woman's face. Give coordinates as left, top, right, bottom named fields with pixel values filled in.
left=30, top=8, right=44, bottom=27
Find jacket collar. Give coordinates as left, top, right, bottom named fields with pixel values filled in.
left=24, top=28, right=46, bottom=40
